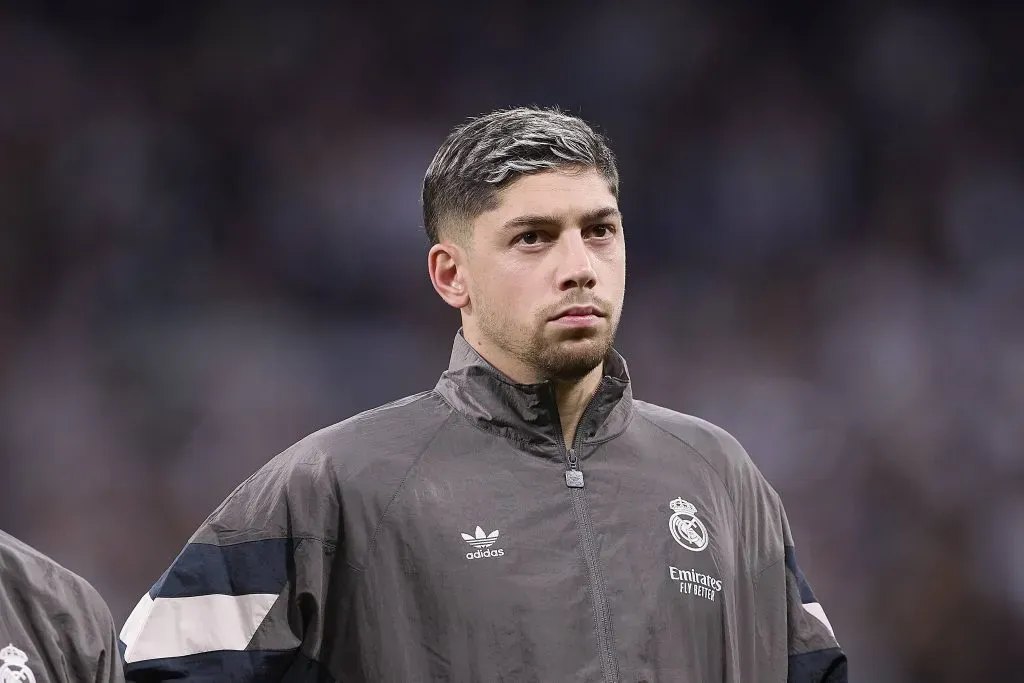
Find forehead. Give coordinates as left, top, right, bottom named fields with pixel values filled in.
left=487, top=167, right=618, bottom=220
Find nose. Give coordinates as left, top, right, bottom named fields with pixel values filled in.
left=557, top=232, right=597, bottom=291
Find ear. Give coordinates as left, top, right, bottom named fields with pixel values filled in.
left=428, top=242, right=470, bottom=309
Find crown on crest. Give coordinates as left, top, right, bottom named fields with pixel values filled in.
left=670, top=498, right=696, bottom=515
left=0, top=644, right=27, bottom=664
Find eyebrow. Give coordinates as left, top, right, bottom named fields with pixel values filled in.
left=500, top=206, right=621, bottom=232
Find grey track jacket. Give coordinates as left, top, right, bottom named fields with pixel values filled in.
left=0, top=529, right=125, bottom=683
left=120, top=332, right=847, bottom=682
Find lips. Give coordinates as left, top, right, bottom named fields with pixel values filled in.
left=551, top=305, right=602, bottom=320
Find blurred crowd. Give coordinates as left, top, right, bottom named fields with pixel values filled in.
left=1, top=2, right=1022, bottom=681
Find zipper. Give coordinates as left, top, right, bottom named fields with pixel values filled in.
left=563, top=382, right=600, bottom=488
left=560, top=382, right=619, bottom=682
left=565, top=448, right=585, bottom=488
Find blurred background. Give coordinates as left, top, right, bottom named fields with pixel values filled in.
left=1, top=1, right=1022, bottom=680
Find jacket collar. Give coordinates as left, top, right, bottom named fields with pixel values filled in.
left=434, top=331, right=634, bottom=455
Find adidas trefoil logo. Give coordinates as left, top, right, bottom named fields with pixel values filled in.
left=461, top=526, right=505, bottom=559
left=462, top=526, right=499, bottom=548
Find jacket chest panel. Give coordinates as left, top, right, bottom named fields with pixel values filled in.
left=367, top=462, right=593, bottom=608
left=576, top=457, right=738, bottom=677
left=352, top=462, right=601, bottom=678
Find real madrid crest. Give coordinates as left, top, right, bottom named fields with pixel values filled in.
left=668, top=497, right=708, bottom=552
left=0, top=644, right=35, bottom=683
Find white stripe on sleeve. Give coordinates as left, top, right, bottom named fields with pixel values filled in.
left=120, top=592, right=280, bottom=663
left=802, top=601, right=835, bottom=637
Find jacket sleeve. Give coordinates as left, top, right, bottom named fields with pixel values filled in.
left=119, top=452, right=339, bottom=682
left=95, top=609, right=127, bottom=683
left=775, top=505, right=847, bottom=683
left=63, top=570, right=127, bottom=683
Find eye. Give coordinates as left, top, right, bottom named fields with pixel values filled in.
left=514, top=231, right=548, bottom=246
left=588, top=224, right=616, bottom=239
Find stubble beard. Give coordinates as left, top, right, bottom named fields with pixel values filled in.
left=480, top=305, right=619, bottom=383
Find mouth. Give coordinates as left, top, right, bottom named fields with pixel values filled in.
left=550, top=305, right=604, bottom=321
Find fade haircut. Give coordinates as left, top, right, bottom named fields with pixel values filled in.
left=422, top=107, right=619, bottom=245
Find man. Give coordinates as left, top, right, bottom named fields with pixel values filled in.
left=0, top=529, right=125, bottom=682
left=120, top=107, right=847, bottom=682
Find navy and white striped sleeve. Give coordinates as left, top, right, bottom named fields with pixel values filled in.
left=120, top=456, right=338, bottom=681
left=780, top=511, right=848, bottom=683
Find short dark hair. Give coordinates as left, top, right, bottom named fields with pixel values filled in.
left=422, top=107, right=619, bottom=245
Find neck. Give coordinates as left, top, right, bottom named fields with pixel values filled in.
left=461, top=326, right=606, bottom=445
left=439, top=331, right=634, bottom=455
left=554, top=364, right=604, bottom=448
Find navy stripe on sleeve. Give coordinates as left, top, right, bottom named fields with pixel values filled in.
left=784, top=545, right=817, bottom=605
left=124, top=648, right=334, bottom=683
left=788, top=647, right=847, bottom=683
left=149, top=538, right=291, bottom=599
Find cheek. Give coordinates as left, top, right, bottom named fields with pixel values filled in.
left=474, top=273, right=523, bottom=315
left=472, top=257, right=551, bottom=319
left=598, top=254, right=626, bottom=288
left=483, top=266, right=531, bottom=300
left=489, top=281, right=544, bottom=327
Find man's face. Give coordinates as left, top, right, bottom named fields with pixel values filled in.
left=461, top=167, right=626, bottom=383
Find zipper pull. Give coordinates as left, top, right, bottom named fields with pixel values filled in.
left=565, top=449, right=585, bottom=488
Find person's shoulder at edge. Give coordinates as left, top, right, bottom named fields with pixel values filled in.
left=0, top=528, right=116, bottom=640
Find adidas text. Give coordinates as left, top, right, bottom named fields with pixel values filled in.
left=461, top=526, right=504, bottom=559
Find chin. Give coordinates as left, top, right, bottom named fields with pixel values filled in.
left=548, top=358, right=604, bottom=382
left=538, top=337, right=610, bottom=381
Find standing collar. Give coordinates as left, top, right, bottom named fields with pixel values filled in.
left=434, top=331, right=634, bottom=455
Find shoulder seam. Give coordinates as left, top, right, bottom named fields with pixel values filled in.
left=752, top=487, right=785, bottom=577
left=358, top=401, right=457, bottom=569
left=192, top=535, right=338, bottom=552
left=636, top=412, right=738, bottom=510
left=752, top=554, right=784, bottom=592
left=344, top=390, right=436, bottom=425
left=204, top=393, right=445, bottom=553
